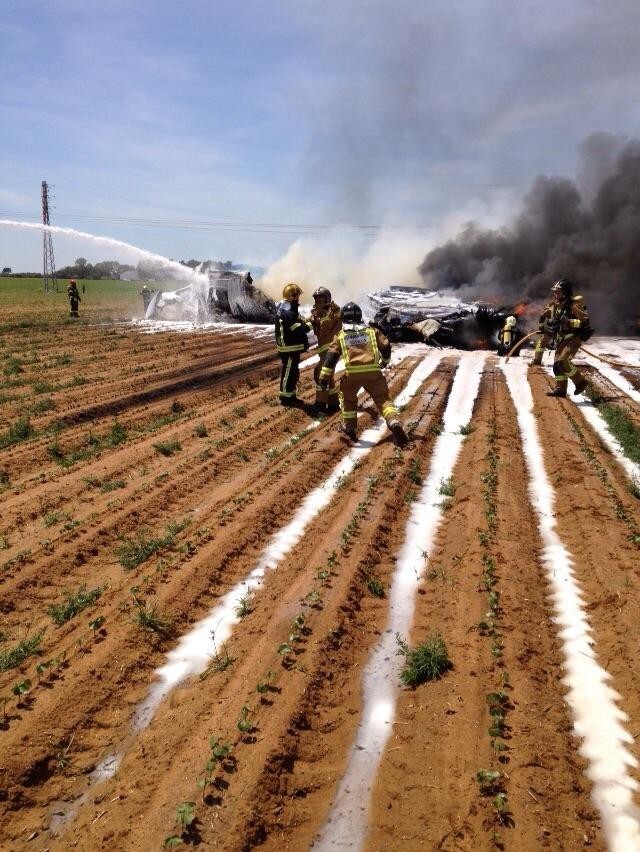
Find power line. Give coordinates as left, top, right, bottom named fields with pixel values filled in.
left=1, top=210, right=441, bottom=233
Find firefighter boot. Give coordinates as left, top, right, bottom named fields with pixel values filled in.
left=338, top=423, right=356, bottom=442
left=326, top=401, right=341, bottom=414
left=573, top=376, right=588, bottom=396
left=546, top=387, right=567, bottom=398
left=389, top=421, right=408, bottom=448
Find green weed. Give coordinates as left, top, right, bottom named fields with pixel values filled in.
left=0, top=632, right=44, bottom=672
left=396, top=631, right=452, bottom=686
left=154, top=439, right=181, bottom=456
left=48, top=586, right=103, bottom=625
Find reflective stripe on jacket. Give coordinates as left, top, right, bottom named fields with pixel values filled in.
left=274, top=301, right=312, bottom=353
left=320, top=324, right=392, bottom=377
left=538, top=296, right=589, bottom=341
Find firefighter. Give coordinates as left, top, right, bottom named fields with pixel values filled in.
left=275, top=282, right=313, bottom=406
left=67, top=279, right=81, bottom=317
left=310, top=287, right=342, bottom=413
left=497, top=315, right=518, bottom=356
left=319, top=302, right=408, bottom=446
left=536, top=279, right=592, bottom=397
left=140, top=284, right=156, bottom=312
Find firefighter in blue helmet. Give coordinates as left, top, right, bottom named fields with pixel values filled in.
left=274, top=283, right=313, bottom=406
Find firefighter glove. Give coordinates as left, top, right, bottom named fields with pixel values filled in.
left=544, top=318, right=560, bottom=334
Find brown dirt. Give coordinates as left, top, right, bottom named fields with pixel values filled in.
left=0, top=327, right=639, bottom=851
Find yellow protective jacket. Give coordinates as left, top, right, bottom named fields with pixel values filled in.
left=311, top=302, right=342, bottom=353
left=538, top=295, right=589, bottom=341
left=320, top=324, right=392, bottom=378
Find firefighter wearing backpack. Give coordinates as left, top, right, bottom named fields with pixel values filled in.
left=275, top=283, right=313, bottom=406
left=535, top=279, right=592, bottom=397
left=310, top=287, right=342, bottom=413
left=497, top=315, right=518, bottom=356
left=319, top=302, right=408, bottom=446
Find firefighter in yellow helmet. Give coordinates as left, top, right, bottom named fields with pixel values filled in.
left=319, top=302, right=408, bottom=446
left=275, top=283, right=313, bottom=406
left=535, top=279, right=593, bottom=397
left=310, top=287, right=342, bottom=414
left=497, top=315, right=518, bottom=356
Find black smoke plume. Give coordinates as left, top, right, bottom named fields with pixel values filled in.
left=419, top=134, right=640, bottom=334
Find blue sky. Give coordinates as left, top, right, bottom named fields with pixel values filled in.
left=1, top=0, right=639, bottom=273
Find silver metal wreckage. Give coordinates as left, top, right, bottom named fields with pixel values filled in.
left=368, top=289, right=524, bottom=353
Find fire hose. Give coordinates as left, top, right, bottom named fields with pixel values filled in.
left=504, top=333, right=637, bottom=369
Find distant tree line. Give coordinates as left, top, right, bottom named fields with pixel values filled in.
left=57, top=258, right=136, bottom=279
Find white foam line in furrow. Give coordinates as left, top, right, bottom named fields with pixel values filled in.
left=583, top=355, right=640, bottom=405
left=130, top=350, right=444, bottom=735
left=502, top=361, right=640, bottom=852
left=545, top=368, right=640, bottom=485
left=313, top=351, right=488, bottom=852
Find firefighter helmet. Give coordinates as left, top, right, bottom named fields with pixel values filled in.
left=282, top=282, right=303, bottom=301
left=312, top=286, right=332, bottom=305
left=69, top=279, right=77, bottom=285
left=552, top=278, right=573, bottom=298
left=341, top=302, right=363, bottom=323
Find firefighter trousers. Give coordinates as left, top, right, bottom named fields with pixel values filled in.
left=533, top=333, right=551, bottom=365
left=339, top=371, right=399, bottom=434
left=279, top=352, right=301, bottom=400
left=314, top=351, right=339, bottom=405
left=553, top=335, right=584, bottom=392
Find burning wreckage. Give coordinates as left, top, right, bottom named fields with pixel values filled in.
left=368, top=287, right=524, bottom=353
left=144, top=277, right=523, bottom=354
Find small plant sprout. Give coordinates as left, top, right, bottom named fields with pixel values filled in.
left=291, top=613, right=305, bottom=632
left=234, top=593, right=253, bottom=620
left=89, top=615, right=106, bottom=637
left=198, top=737, right=232, bottom=801
left=237, top=704, right=253, bottom=734
left=176, top=802, right=196, bottom=826
left=493, top=792, right=511, bottom=824
left=12, top=678, right=32, bottom=701
left=256, top=671, right=275, bottom=696
left=277, top=641, right=293, bottom=656
left=476, top=769, right=501, bottom=795
left=366, top=575, right=385, bottom=598
left=316, top=569, right=330, bottom=583
left=396, top=632, right=452, bottom=686
left=36, top=661, right=51, bottom=682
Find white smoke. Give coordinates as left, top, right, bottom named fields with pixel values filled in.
left=260, top=230, right=439, bottom=306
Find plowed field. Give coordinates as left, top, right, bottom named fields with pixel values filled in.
left=1, top=321, right=639, bottom=851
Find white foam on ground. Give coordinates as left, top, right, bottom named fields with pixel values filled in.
left=130, top=350, right=444, bottom=734
left=582, top=355, right=640, bottom=405
left=586, top=337, right=640, bottom=369
left=544, top=368, right=640, bottom=485
left=313, top=351, right=488, bottom=851
left=502, top=361, right=640, bottom=852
